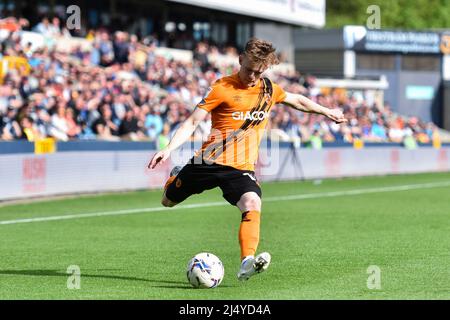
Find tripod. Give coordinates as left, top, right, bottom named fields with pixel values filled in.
left=275, top=141, right=305, bottom=182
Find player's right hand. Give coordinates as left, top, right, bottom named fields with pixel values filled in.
left=148, top=149, right=171, bottom=169
left=325, top=108, right=347, bottom=124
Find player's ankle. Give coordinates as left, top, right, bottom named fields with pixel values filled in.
left=241, top=255, right=255, bottom=262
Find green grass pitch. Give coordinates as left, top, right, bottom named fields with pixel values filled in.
left=0, top=172, right=449, bottom=299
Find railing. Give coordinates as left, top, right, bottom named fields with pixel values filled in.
left=1, top=140, right=449, bottom=155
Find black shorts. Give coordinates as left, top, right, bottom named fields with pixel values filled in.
left=165, top=159, right=262, bottom=206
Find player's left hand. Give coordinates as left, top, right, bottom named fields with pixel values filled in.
left=326, top=108, right=347, bottom=123
left=148, top=149, right=171, bottom=169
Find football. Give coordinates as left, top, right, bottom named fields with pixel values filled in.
left=186, top=252, right=224, bottom=289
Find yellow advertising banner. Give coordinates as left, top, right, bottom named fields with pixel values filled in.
left=34, top=138, right=57, bottom=154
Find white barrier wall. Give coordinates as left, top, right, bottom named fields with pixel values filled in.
left=0, top=147, right=449, bottom=201
left=256, top=147, right=450, bottom=181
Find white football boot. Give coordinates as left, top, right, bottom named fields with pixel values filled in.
left=237, top=252, right=271, bottom=281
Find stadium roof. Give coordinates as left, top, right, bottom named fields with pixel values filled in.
left=167, top=0, right=326, bottom=28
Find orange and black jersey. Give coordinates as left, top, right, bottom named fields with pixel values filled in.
left=196, top=73, right=286, bottom=171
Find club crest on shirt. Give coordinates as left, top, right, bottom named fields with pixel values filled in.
left=264, top=92, right=272, bottom=104
left=232, top=95, right=242, bottom=103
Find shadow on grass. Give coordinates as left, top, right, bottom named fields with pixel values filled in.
left=0, top=269, right=191, bottom=287
left=152, top=284, right=233, bottom=289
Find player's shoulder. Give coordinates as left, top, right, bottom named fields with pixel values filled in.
left=269, top=79, right=284, bottom=93
left=209, top=74, right=241, bottom=93
left=265, top=77, right=280, bottom=87
left=214, top=74, right=238, bottom=86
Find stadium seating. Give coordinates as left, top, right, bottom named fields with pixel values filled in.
left=0, top=16, right=445, bottom=147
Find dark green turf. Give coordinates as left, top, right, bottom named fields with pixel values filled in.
left=0, top=172, right=449, bottom=299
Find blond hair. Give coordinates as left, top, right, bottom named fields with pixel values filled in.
left=243, top=38, right=279, bottom=67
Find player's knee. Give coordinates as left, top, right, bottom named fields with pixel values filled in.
left=238, top=194, right=261, bottom=211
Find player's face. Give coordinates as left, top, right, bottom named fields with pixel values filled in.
left=238, top=55, right=268, bottom=87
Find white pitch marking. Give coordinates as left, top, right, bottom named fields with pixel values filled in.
left=1, top=180, right=450, bottom=226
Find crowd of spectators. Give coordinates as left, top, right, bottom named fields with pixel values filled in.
left=0, top=16, right=443, bottom=149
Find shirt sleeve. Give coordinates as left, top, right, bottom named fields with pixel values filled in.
left=196, top=81, right=223, bottom=112
left=272, top=82, right=287, bottom=104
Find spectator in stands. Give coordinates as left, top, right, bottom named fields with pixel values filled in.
left=193, top=41, right=210, bottom=73
left=403, top=131, right=418, bottom=150
left=0, top=16, right=445, bottom=147
left=1, top=107, right=22, bottom=140
left=165, top=101, right=184, bottom=133
left=50, top=104, right=69, bottom=141
left=92, top=104, right=120, bottom=141
left=370, top=118, right=388, bottom=141
left=145, top=106, right=163, bottom=140
left=98, top=31, right=114, bottom=66
left=90, top=41, right=101, bottom=66
left=119, top=108, right=146, bottom=141
left=49, top=16, right=62, bottom=37
left=113, top=31, right=130, bottom=64
left=20, top=116, right=41, bottom=141
left=65, top=107, right=81, bottom=139
left=35, top=108, right=52, bottom=138
left=0, top=17, right=29, bottom=33
left=329, top=121, right=344, bottom=142
left=310, top=130, right=323, bottom=149
left=78, top=120, right=96, bottom=140
left=33, top=17, right=52, bottom=36
left=157, top=123, right=171, bottom=150
left=388, top=119, right=405, bottom=143
left=359, top=117, right=372, bottom=140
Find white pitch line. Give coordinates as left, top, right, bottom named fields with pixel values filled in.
left=1, top=180, right=450, bottom=226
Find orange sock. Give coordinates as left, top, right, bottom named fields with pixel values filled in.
left=164, top=176, right=176, bottom=191
left=239, top=210, right=260, bottom=260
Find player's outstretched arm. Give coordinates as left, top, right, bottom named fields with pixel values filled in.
left=281, top=92, right=347, bottom=123
left=148, top=107, right=209, bottom=169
